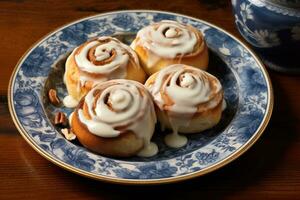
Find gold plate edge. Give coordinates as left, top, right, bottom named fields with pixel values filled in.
left=7, top=9, right=274, bottom=185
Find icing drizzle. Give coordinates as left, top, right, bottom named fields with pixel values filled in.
left=147, top=64, right=223, bottom=148
left=63, top=95, right=79, bottom=108
left=72, top=36, right=140, bottom=88
left=131, top=20, right=204, bottom=59
left=151, top=64, right=222, bottom=114
left=76, top=79, right=158, bottom=157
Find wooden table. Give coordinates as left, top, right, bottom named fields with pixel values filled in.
left=1, top=0, right=300, bottom=199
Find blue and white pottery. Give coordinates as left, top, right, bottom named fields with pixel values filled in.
left=232, top=0, right=300, bottom=73
left=8, top=10, right=273, bottom=184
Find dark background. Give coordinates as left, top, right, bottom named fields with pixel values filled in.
left=1, top=0, right=300, bottom=199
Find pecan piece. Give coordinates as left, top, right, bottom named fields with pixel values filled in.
left=54, top=112, right=68, bottom=127
left=48, top=89, right=60, bottom=106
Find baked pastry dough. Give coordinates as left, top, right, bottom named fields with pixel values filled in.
left=64, top=36, right=146, bottom=101
left=71, top=79, right=158, bottom=157
left=131, top=20, right=209, bottom=75
left=145, top=64, right=223, bottom=148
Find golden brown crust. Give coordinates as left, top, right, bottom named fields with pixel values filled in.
left=145, top=66, right=223, bottom=134
left=71, top=106, right=144, bottom=157
left=155, top=98, right=223, bottom=133
left=132, top=28, right=209, bottom=75
left=65, top=38, right=146, bottom=101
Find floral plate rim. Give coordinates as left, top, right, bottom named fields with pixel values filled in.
left=8, top=10, right=273, bottom=185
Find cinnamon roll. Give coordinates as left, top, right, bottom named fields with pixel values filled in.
left=64, top=36, right=146, bottom=102
left=145, top=64, right=223, bottom=148
left=131, top=20, right=209, bottom=75
left=71, top=79, right=158, bottom=157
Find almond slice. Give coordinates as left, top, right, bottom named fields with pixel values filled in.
left=61, top=128, right=76, bottom=141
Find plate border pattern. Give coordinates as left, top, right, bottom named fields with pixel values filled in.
left=8, top=10, right=273, bottom=185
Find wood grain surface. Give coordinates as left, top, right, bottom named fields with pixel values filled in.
left=1, top=0, right=300, bottom=199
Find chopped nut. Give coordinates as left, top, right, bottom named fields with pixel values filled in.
left=61, top=128, right=76, bottom=141
left=54, top=112, right=68, bottom=127
left=48, top=89, right=60, bottom=106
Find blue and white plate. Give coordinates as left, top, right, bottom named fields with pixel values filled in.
left=8, top=10, right=273, bottom=184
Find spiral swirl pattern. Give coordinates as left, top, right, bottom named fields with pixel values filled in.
left=77, top=79, right=156, bottom=138
left=148, top=64, right=222, bottom=115
left=73, top=36, right=140, bottom=85
left=132, top=20, right=205, bottom=59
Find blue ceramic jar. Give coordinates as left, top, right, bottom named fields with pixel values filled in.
left=232, top=0, right=300, bottom=72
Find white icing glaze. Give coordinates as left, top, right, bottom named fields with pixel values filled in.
left=137, top=142, right=158, bottom=157
left=164, top=115, right=188, bottom=148
left=63, top=95, right=79, bottom=108
left=71, top=36, right=139, bottom=88
left=132, top=20, right=199, bottom=59
left=151, top=64, right=221, bottom=114
left=78, top=109, right=121, bottom=137
left=147, top=64, right=223, bottom=148
left=164, top=132, right=187, bottom=148
left=68, top=111, right=74, bottom=126
left=222, top=99, right=227, bottom=111
left=94, top=47, right=110, bottom=61
left=180, top=73, right=195, bottom=88
left=76, top=80, right=157, bottom=156
left=75, top=40, right=129, bottom=74
left=78, top=74, right=107, bottom=91
left=109, top=89, right=131, bottom=111
left=165, top=27, right=178, bottom=38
